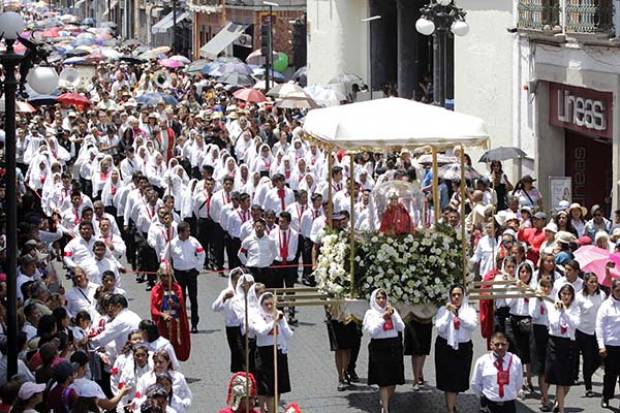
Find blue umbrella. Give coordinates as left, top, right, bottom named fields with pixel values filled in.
left=136, top=93, right=178, bottom=106
left=63, top=56, right=87, bottom=64
left=28, top=95, right=58, bottom=106
left=253, top=68, right=286, bottom=82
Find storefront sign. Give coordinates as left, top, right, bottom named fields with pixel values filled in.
left=549, top=83, right=613, bottom=139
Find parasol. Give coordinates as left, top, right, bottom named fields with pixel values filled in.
left=136, top=92, right=179, bottom=106
left=218, top=72, right=255, bottom=87
left=416, top=154, right=458, bottom=165
left=58, top=92, right=91, bottom=107
left=252, top=67, right=286, bottom=83
left=159, top=58, right=185, bottom=69
left=169, top=55, right=191, bottom=64
left=233, top=88, right=267, bottom=103
left=28, top=95, right=59, bottom=106
left=139, top=46, right=171, bottom=60
left=479, top=146, right=528, bottom=162
left=185, top=59, right=209, bottom=73
left=245, top=49, right=279, bottom=65
left=438, top=163, right=481, bottom=181
left=574, top=245, right=620, bottom=287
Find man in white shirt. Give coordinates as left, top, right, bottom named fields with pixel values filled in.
left=99, top=217, right=126, bottom=260
left=148, top=208, right=178, bottom=261
left=90, top=294, right=142, bottom=358
left=136, top=187, right=163, bottom=289
left=264, top=174, right=295, bottom=215
left=65, top=267, right=100, bottom=318
left=239, top=204, right=263, bottom=242
left=225, top=192, right=251, bottom=269
left=209, top=176, right=234, bottom=271
left=16, top=254, right=42, bottom=303
left=238, top=219, right=278, bottom=287
left=272, top=211, right=300, bottom=324
left=64, top=221, right=99, bottom=270
left=300, top=193, right=323, bottom=286
left=192, top=176, right=216, bottom=270
left=163, top=222, right=206, bottom=333
left=596, top=278, right=620, bottom=409
left=471, top=332, right=523, bottom=413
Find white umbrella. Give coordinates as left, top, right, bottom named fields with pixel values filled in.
left=268, top=82, right=307, bottom=99
left=170, top=55, right=191, bottom=64
left=304, top=85, right=346, bottom=107
left=276, top=97, right=318, bottom=109
left=303, top=97, right=489, bottom=151
left=245, top=49, right=279, bottom=65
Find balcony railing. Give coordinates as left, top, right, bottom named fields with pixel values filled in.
left=518, top=0, right=615, bottom=35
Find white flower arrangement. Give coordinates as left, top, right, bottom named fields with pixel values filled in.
left=314, top=223, right=464, bottom=305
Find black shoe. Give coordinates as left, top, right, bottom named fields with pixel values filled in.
left=601, top=399, right=611, bottom=409
left=145, top=285, right=153, bottom=291
left=301, top=277, right=311, bottom=286
left=552, top=401, right=559, bottom=413
left=191, top=326, right=198, bottom=334
left=136, top=276, right=146, bottom=283
left=288, top=317, right=298, bottom=326
left=346, top=370, right=360, bottom=383
left=337, top=380, right=347, bottom=392
left=585, top=390, right=595, bottom=398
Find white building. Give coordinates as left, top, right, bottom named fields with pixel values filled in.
left=455, top=0, right=620, bottom=214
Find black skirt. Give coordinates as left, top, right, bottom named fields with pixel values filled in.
left=255, top=345, right=291, bottom=396
left=368, top=336, right=405, bottom=387
left=434, top=336, right=473, bottom=393
left=505, top=315, right=531, bottom=364
left=404, top=318, right=433, bottom=356
left=529, top=323, right=549, bottom=376
left=545, top=335, right=578, bottom=386
left=326, top=320, right=359, bottom=351
left=226, top=326, right=244, bottom=373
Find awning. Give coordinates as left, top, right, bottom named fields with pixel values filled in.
left=74, top=0, right=86, bottom=6
left=151, top=11, right=190, bottom=34
left=199, top=22, right=246, bottom=59
left=102, top=0, right=118, bottom=17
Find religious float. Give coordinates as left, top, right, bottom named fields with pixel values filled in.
left=301, top=97, right=490, bottom=321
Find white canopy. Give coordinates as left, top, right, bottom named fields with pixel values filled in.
left=303, top=97, right=489, bottom=151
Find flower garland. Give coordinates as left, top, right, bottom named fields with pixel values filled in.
left=314, top=229, right=354, bottom=298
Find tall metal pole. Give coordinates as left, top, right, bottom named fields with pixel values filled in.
left=172, top=0, right=178, bottom=53
left=2, top=40, right=20, bottom=381
left=266, top=5, right=272, bottom=92
left=369, top=24, right=373, bottom=100
left=432, top=29, right=447, bottom=107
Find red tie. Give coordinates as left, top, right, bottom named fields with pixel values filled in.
left=277, top=188, right=285, bottom=211
left=226, top=193, right=230, bottom=204
left=280, top=230, right=288, bottom=261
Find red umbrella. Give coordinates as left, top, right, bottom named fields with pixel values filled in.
left=233, top=87, right=267, bottom=103
left=58, top=93, right=91, bottom=109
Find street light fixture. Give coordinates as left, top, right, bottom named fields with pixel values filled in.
left=361, top=15, right=382, bottom=100
left=415, top=0, right=468, bottom=107
left=0, top=11, right=58, bottom=381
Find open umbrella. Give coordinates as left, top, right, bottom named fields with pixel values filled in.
left=479, top=146, right=528, bottom=162
left=252, top=67, right=286, bottom=83
left=293, top=66, right=307, bottom=87
left=218, top=72, right=255, bottom=87
left=0, top=98, right=36, bottom=113
left=139, top=46, right=171, bottom=60
left=28, top=95, right=58, bottom=106
left=81, top=17, right=95, bottom=26
left=416, top=154, right=458, bottom=165
left=170, top=55, right=191, bottom=64
left=215, top=56, right=242, bottom=64
left=58, top=93, right=91, bottom=107
left=268, top=82, right=306, bottom=99
left=119, top=56, right=145, bottom=65
left=186, top=59, right=209, bottom=73
left=63, top=56, right=87, bottom=64
left=276, top=97, right=318, bottom=109
left=437, top=163, right=482, bottom=181
left=136, top=93, right=178, bottom=106
left=158, top=58, right=185, bottom=69
left=233, top=88, right=267, bottom=103
left=245, top=49, right=279, bottom=65
left=574, top=245, right=620, bottom=287
left=220, top=62, right=253, bottom=76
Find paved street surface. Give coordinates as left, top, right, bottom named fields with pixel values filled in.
left=122, top=270, right=614, bottom=413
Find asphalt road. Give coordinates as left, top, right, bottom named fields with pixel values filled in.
left=119, top=269, right=616, bottom=413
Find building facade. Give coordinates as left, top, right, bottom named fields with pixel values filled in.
left=455, top=0, right=620, bottom=213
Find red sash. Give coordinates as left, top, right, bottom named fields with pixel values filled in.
left=279, top=230, right=289, bottom=261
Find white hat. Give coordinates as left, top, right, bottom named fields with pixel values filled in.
left=544, top=222, right=558, bottom=233
left=17, top=382, right=46, bottom=400
left=73, top=379, right=106, bottom=399
left=595, top=231, right=610, bottom=243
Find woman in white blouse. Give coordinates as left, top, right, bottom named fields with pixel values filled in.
left=528, top=276, right=553, bottom=411
left=434, top=285, right=478, bottom=413
left=505, top=262, right=535, bottom=394
left=212, top=268, right=244, bottom=373
left=250, top=292, right=294, bottom=413
left=362, top=288, right=405, bottom=413
left=544, top=284, right=580, bottom=413
left=575, top=272, right=606, bottom=398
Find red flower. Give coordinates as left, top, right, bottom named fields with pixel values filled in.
left=111, top=367, right=119, bottom=376
left=118, top=382, right=125, bottom=390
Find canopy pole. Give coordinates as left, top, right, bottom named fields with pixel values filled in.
left=431, top=147, right=440, bottom=225
left=459, top=146, right=468, bottom=287
left=273, top=291, right=279, bottom=412
left=349, top=154, right=356, bottom=297
left=327, top=147, right=333, bottom=228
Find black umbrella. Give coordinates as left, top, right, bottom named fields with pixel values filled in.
left=119, top=56, right=146, bottom=65
left=218, top=72, right=255, bottom=87
left=479, top=146, right=528, bottom=162
left=28, top=95, right=59, bottom=106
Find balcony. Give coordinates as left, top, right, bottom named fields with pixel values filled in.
left=517, top=0, right=615, bottom=36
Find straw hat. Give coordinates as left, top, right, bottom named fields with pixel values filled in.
left=568, top=203, right=587, bottom=217
left=555, top=231, right=576, bottom=245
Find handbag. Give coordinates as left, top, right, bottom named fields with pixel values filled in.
left=516, top=317, right=532, bottom=334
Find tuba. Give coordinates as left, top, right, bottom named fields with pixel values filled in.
left=153, top=70, right=170, bottom=89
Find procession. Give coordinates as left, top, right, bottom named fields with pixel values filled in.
left=1, top=0, right=620, bottom=413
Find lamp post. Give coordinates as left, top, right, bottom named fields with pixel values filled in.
left=0, top=11, right=58, bottom=381
left=361, top=15, right=381, bottom=100
left=172, top=0, right=178, bottom=53
left=415, top=0, right=468, bottom=107
left=263, top=1, right=279, bottom=92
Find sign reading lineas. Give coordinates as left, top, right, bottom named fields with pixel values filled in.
left=549, top=82, right=613, bottom=139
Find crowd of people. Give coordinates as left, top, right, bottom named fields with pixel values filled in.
left=1, top=4, right=620, bottom=413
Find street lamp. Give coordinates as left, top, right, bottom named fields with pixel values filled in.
left=415, top=0, right=468, bottom=107
left=0, top=11, right=58, bottom=381
left=262, top=1, right=279, bottom=92
left=361, top=15, right=381, bottom=100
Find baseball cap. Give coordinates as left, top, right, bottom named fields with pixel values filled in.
left=533, top=212, right=547, bottom=220
left=17, top=382, right=46, bottom=400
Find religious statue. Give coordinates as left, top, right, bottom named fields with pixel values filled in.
left=378, top=190, right=414, bottom=235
